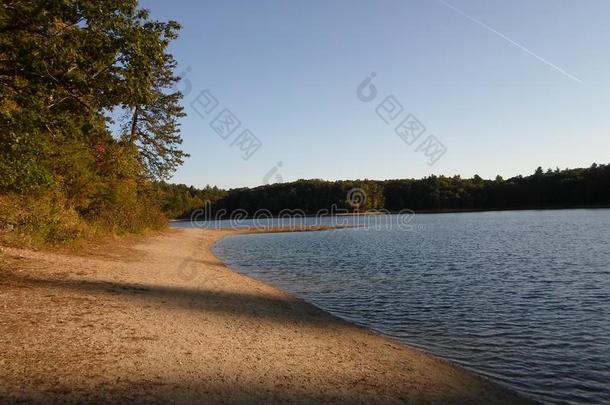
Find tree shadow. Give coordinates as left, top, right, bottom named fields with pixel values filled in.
left=2, top=270, right=340, bottom=327
left=1, top=270, right=536, bottom=405
left=0, top=376, right=516, bottom=405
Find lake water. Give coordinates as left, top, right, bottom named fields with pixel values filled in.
left=185, top=210, right=610, bottom=404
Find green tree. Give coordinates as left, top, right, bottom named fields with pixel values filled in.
left=1, top=1, right=188, bottom=188
left=0, top=1, right=187, bottom=243
left=119, top=19, right=188, bottom=180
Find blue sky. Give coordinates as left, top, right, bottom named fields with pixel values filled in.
left=140, top=0, right=610, bottom=189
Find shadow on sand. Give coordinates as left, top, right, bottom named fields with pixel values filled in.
left=2, top=270, right=342, bottom=327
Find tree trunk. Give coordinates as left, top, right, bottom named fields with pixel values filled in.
left=129, top=106, right=140, bottom=143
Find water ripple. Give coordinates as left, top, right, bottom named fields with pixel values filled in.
left=213, top=210, right=610, bottom=405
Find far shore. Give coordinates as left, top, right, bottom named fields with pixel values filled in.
left=170, top=204, right=610, bottom=222
left=0, top=226, right=536, bottom=404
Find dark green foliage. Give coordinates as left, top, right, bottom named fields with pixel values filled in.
left=157, top=182, right=226, bottom=219
left=176, top=164, right=610, bottom=219
left=381, top=164, right=610, bottom=211
left=208, top=180, right=385, bottom=216
left=119, top=24, right=188, bottom=180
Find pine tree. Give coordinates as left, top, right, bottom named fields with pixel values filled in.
left=122, top=51, right=189, bottom=180
left=0, top=1, right=188, bottom=240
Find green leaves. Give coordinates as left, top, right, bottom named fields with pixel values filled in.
left=0, top=1, right=185, bottom=241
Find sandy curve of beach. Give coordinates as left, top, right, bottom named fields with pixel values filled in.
left=0, top=228, right=536, bottom=404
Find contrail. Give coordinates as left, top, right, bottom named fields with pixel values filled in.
left=438, top=0, right=583, bottom=84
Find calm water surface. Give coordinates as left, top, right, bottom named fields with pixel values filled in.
left=202, top=210, right=609, bottom=404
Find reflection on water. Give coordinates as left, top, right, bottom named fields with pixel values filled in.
left=208, top=210, right=610, bottom=405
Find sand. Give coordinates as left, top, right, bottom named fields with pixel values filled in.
left=0, top=227, right=536, bottom=404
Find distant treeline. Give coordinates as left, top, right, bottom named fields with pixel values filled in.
left=157, top=183, right=226, bottom=219
left=165, top=164, right=610, bottom=219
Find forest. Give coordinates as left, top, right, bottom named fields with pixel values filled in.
left=166, top=164, right=610, bottom=219
left=2, top=2, right=608, bottom=246
left=0, top=1, right=188, bottom=245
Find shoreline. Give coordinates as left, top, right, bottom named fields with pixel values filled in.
left=210, top=229, right=535, bottom=401
left=1, top=227, right=536, bottom=404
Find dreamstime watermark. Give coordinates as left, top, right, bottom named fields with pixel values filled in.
left=346, top=187, right=366, bottom=209
left=262, top=161, right=284, bottom=185
left=176, top=189, right=421, bottom=281
left=187, top=189, right=417, bottom=232
left=176, top=256, right=200, bottom=282
left=175, top=67, right=289, bottom=183
left=357, top=72, right=447, bottom=166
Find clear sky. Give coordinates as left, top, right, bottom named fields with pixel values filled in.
left=140, top=0, right=610, bottom=189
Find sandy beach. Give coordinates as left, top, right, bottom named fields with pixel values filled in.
left=0, top=228, right=535, bottom=404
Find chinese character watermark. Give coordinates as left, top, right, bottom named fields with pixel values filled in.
left=180, top=68, right=263, bottom=161
left=357, top=73, right=447, bottom=166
